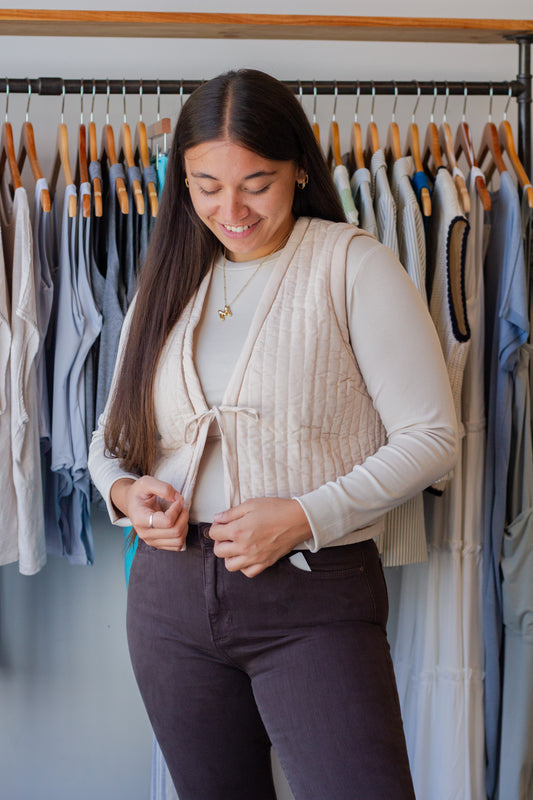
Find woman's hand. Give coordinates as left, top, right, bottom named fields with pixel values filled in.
left=209, top=497, right=311, bottom=577
left=111, top=476, right=189, bottom=551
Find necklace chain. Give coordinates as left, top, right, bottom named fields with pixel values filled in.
left=218, top=229, right=292, bottom=321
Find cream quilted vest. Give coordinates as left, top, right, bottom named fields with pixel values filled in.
left=152, top=217, right=387, bottom=511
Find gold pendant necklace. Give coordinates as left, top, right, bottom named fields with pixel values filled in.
left=217, top=229, right=293, bottom=321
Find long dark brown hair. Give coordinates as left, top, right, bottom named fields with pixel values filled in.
left=104, top=69, right=346, bottom=476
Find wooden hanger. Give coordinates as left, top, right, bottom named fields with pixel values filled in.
left=133, top=81, right=158, bottom=217
left=347, top=85, right=365, bottom=173
left=312, top=83, right=321, bottom=150
left=437, top=86, right=470, bottom=214
left=0, top=83, right=22, bottom=196
left=118, top=83, right=144, bottom=215
left=49, top=122, right=77, bottom=217
left=134, top=120, right=158, bottom=217
left=364, top=84, right=380, bottom=165
left=87, top=83, right=103, bottom=218
left=454, top=85, right=491, bottom=211
left=477, top=87, right=507, bottom=185
left=100, top=83, right=128, bottom=215
left=326, top=86, right=343, bottom=169
left=16, top=81, right=50, bottom=212
left=385, top=85, right=402, bottom=166
left=49, top=85, right=77, bottom=218
left=404, top=86, right=431, bottom=216
left=74, top=87, right=91, bottom=219
left=422, top=85, right=444, bottom=174
left=498, top=88, right=533, bottom=209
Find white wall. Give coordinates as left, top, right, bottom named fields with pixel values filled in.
left=0, top=2, right=531, bottom=799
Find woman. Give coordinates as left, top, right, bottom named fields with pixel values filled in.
left=89, top=69, right=457, bottom=799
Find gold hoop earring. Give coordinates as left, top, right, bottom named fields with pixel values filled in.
left=297, top=174, right=309, bottom=189
left=185, top=178, right=190, bottom=188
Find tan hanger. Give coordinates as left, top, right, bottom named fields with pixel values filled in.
left=422, top=84, right=444, bottom=174
left=49, top=83, right=77, bottom=218
left=88, top=82, right=103, bottom=218
left=312, top=83, right=321, bottom=150
left=16, top=80, right=51, bottom=212
left=348, top=84, right=365, bottom=173
left=133, top=82, right=158, bottom=217
left=326, top=85, right=343, bottom=169
left=75, top=85, right=91, bottom=219
left=118, top=82, right=144, bottom=215
left=364, top=84, right=380, bottom=165
left=498, top=87, right=533, bottom=209
left=438, top=86, right=470, bottom=214
left=385, top=84, right=402, bottom=166
left=0, top=81, right=22, bottom=195
left=477, top=86, right=507, bottom=184
left=454, top=84, right=491, bottom=211
left=100, top=81, right=128, bottom=215
left=404, top=85, right=431, bottom=217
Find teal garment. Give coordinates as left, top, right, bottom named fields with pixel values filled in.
left=151, top=154, right=168, bottom=198
left=124, top=527, right=137, bottom=588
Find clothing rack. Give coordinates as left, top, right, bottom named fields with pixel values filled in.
left=1, top=76, right=531, bottom=176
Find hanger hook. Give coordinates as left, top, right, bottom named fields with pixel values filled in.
left=106, top=79, right=110, bottom=125
left=80, top=81, right=84, bottom=125
left=430, top=81, right=438, bottom=123
left=180, top=79, right=184, bottom=110
left=370, top=82, right=376, bottom=122
left=139, top=79, right=143, bottom=122
left=443, top=81, right=450, bottom=123
left=26, top=78, right=32, bottom=122
left=156, top=79, right=161, bottom=122
left=122, top=79, right=127, bottom=123
left=411, top=81, right=421, bottom=123
left=332, top=81, right=339, bottom=122
left=504, top=82, right=512, bottom=121
left=90, top=80, right=96, bottom=123
left=462, top=82, right=468, bottom=122
left=488, top=82, right=494, bottom=122
left=354, top=81, right=360, bottom=123
left=60, top=80, right=66, bottom=124
left=392, top=81, right=398, bottom=122
left=312, top=81, right=318, bottom=123
left=298, top=80, right=303, bottom=105
left=5, top=77, right=9, bottom=123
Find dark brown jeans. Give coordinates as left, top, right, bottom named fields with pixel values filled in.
left=127, top=524, right=416, bottom=800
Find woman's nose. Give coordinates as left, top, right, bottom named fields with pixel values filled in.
left=221, top=191, right=248, bottom=221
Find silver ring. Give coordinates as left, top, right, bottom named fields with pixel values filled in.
left=149, top=512, right=154, bottom=529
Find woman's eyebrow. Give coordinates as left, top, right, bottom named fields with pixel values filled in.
left=189, top=170, right=277, bottom=180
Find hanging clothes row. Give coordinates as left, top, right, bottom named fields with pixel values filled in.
left=0, top=79, right=531, bottom=800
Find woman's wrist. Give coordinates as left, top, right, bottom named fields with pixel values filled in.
left=110, top=477, right=137, bottom=519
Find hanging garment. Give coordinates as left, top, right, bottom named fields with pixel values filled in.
left=124, top=164, right=143, bottom=305
left=392, top=167, right=478, bottom=800
left=369, top=148, right=399, bottom=256
left=350, top=166, right=377, bottom=238
left=332, top=163, right=358, bottom=224
left=139, top=164, right=157, bottom=269
left=497, top=340, right=533, bottom=800
left=380, top=154, right=428, bottom=570
left=32, top=177, right=55, bottom=453
left=67, top=181, right=102, bottom=564
left=95, top=161, right=128, bottom=426
left=154, top=153, right=168, bottom=198
left=85, top=159, right=106, bottom=453
left=483, top=170, right=529, bottom=798
left=49, top=183, right=86, bottom=562
left=1, top=186, right=46, bottom=574
left=0, top=208, right=18, bottom=568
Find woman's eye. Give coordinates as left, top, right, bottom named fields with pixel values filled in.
left=199, top=187, right=219, bottom=196
left=246, top=185, right=270, bottom=195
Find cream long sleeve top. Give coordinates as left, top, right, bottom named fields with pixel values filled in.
left=88, top=222, right=458, bottom=552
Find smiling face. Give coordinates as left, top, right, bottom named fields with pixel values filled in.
left=184, top=139, right=306, bottom=262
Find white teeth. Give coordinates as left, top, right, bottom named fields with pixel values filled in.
left=223, top=224, right=251, bottom=233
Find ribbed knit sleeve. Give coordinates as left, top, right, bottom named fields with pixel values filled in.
left=296, top=236, right=458, bottom=551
